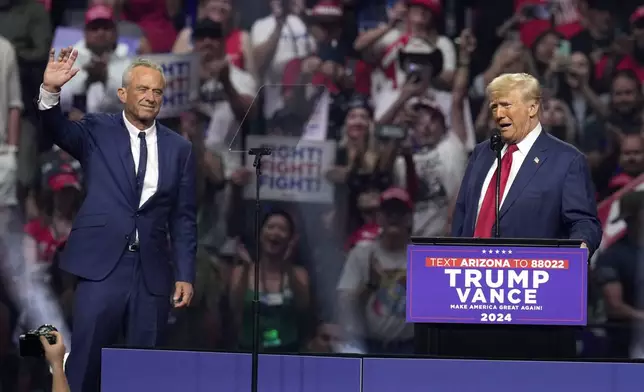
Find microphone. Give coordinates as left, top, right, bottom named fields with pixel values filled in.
left=248, top=147, right=272, bottom=168
left=248, top=148, right=272, bottom=156
left=490, top=130, right=504, bottom=238
left=489, top=130, right=504, bottom=153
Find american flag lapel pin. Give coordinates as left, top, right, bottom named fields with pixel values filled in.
left=534, top=157, right=540, bottom=164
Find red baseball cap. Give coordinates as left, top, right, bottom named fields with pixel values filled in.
left=407, top=0, right=442, bottom=15
left=630, top=6, right=644, bottom=24
left=85, top=5, right=115, bottom=25
left=380, top=187, right=413, bottom=210
left=49, top=173, right=81, bottom=192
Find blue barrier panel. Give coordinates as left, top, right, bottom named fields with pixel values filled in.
left=101, top=349, right=362, bottom=392
left=102, top=349, right=644, bottom=392
left=362, top=358, right=643, bottom=392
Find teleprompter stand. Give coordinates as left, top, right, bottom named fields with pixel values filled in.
left=411, top=237, right=585, bottom=360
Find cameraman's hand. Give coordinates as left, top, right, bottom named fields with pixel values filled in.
left=40, top=331, right=66, bottom=368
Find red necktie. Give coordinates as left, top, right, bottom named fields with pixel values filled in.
left=474, top=144, right=519, bottom=238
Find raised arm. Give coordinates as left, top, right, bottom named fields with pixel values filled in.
left=38, top=47, right=92, bottom=161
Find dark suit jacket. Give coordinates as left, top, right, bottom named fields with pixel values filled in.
left=436, top=130, right=602, bottom=359
left=451, top=130, right=602, bottom=255
left=39, top=104, right=197, bottom=296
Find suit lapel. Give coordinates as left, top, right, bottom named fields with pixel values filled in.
left=499, top=132, right=550, bottom=218
left=116, top=116, right=138, bottom=202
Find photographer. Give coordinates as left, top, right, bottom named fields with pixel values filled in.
left=39, top=330, right=70, bottom=392
left=355, top=0, right=456, bottom=90
left=383, top=29, right=473, bottom=237
left=374, top=34, right=475, bottom=150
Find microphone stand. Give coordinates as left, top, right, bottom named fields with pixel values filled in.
left=248, top=147, right=272, bottom=392
left=494, top=148, right=502, bottom=238
left=490, top=131, right=504, bottom=238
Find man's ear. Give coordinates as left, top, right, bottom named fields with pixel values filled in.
left=117, top=88, right=126, bottom=104
left=529, top=100, right=540, bottom=118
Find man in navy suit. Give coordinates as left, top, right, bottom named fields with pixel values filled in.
left=37, top=47, right=197, bottom=391
left=446, top=72, right=602, bottom=359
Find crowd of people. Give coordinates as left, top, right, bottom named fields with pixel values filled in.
left=0, top=0, right=643, bottom=389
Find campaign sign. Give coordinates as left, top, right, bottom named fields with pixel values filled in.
left=143, top=53, right=199, bottom=119
left=407, top=245, right=588, bottom=325
left=243, top=135, right=336, bottom=204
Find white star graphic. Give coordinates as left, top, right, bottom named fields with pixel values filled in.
left=502, top=250, right=506, bottom=254
left=489, top=249, right=493, bottom=253
left=482, top=249, right=487, bottom=254
left=508, top=250, right=513, bottom=254
left=495, top=250, right=500, bottom=254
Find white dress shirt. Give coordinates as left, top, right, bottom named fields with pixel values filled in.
left=38, top=86, right=160, bottom=239
left=476, top=123, right=542, bottom=217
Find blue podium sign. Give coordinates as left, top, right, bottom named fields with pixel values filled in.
left=407, top=244, right=588, bottom=326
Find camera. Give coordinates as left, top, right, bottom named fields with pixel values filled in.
left=376, top=124, right=407, bottom=140
left=19, top=324, right=58, bottom=357
left=192, top=19, right=224, bottom=40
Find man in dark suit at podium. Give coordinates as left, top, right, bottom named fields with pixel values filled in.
left=446, top=73, right=602, bottom=359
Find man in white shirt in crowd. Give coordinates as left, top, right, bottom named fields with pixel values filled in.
left=394, top=99, right=467, bottom=237
left=59, top=4, right=130, bottom=115
left=373, top=36, right=476, bottom=150
left=193, top=18, right=256, bottom=181
left=251, top=0, right=315, bottom=119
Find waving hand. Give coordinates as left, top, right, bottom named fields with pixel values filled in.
left=43, top=46, right=80, bottom=93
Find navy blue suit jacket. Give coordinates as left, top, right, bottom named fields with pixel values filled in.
left=39, top=104, right=197, bottom=295
left=451, top=131, right=602, bottom=256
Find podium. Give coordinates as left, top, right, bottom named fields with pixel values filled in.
left=408, top=237, right=588, bottom=360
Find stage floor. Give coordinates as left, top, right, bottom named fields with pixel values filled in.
left=102, top=349, right=643, bottom=392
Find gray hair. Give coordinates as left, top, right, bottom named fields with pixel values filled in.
left=121, top=58, right=166, bottom=87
